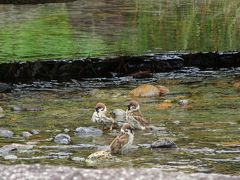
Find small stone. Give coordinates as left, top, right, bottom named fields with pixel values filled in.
left=75, top=127, right=103, bottom=137
left=64, top=128, right=70, bottom=133
left=178, top=99, right=189, bottom=106
left=0, top=128, right=14, bottom=138
left=151, top=139, right=177, bottom=148
left=71, top=157, right=85, bottom=162
left=31, top=130, right=40, bottom=135
left=54, top=133, right=71, bottom=144
left=4, top=154, right=18, bottom=160
left=22, top=131, right=33, bottom=138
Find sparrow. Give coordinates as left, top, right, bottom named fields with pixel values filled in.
left=126, top=100, right=149, bottom=130
left=110, top=123, right=134, bottom=154
left=91, top=102, right=114, bottom=130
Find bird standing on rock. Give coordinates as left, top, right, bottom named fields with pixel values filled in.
left=110, top=123, right=134, bottom=154
left=126, top=100, right=149, bottom=130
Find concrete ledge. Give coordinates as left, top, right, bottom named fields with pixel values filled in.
left=0, top=164, right=238, bottom=180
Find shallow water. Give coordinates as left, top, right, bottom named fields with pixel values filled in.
left=0, top=0, right=240, bottom=61
left=0, top=68, right=240, bottom=175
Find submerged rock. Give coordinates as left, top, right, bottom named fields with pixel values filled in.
left=0, top=143, right=35, bottom=155
left=75, top=127, right=103, bottom=137
left=129, top=84, right=169, bottom=97
left=54, top=134, right=71, bottom=145
left=0, top=128, right=14, bottom=138
left=0, top=107, right=5, bottom=118
left=3, top=154, right=18, bottom=160
left=11, top=105, right=42, bottom=112
left=71, top=157, right=86, bottom=162
left=151, top=139, right=177, bottom=148
left=178, top=99, right=189, bottom=106
left=22, top=131, right=33, bottom=138
left=30, top=130, right=40, bottom=135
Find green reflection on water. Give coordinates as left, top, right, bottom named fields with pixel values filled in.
left=0, top=0, right=239, bottom=62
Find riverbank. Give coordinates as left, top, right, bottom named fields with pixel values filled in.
left=0, top=52, right=239, bottom=83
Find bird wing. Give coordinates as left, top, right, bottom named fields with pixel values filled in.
left=110, top=134, right=128, bottom=154
left=133, top=115, right=149, bottom=125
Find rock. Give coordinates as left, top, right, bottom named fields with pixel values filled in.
left=3, top=154, right=18, bottom=160
left=86, top=150, right=116, bottom=165
left=0, top=143, right=35, bottom=155
left=0, top=107, right=5, bottom=118
left=30, top=130, right=40, bottom=135
left=178, top=99, right=189, bottom=106
left=54, top=134, right=71, bottom=145
left=11, top=105, right=42, bottom=112
left=131, top=71, right=153, bottom=78
left=151, top=139, right=177, bottom=148
left=71, top=157, right=85, bottom=162
left=49, top=152, right=72, bottom=159
left=0, top=128, right=14, bottom=138
left=75, top=127, right=103, bottom=137
left=156, top=101, right=173, bottom=110
left=0, top=83, right=11, bottom=93
left=137, top=144, right=151, bottom=149
left=129, top=84, right=169, bottom=97
left=64, top=128, right=70, bottom=133
left=22, top=131, right=33, bottom=138
left=233, top=81, right=240, bottom=88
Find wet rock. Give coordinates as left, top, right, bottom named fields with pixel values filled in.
left=64, top=128, right=70, bottom=133
left=151, top=139, right=177, bottom=148
left=86, top=150, right=116, bottom=165
left=131, top=71, right=153, bottom=78
left=54, top=134, right=71, bottom=145
left=178, top=99, right=189, bottom=106
left=3, top=154, right=18, bottom=160
left=0, top=83, right=11, bottom=93
left=0, top=128, right=14, bottom=138
left=0, top=144, right=35, bottom=155
left=71, top=157, right=85, bottom=162
left=0, top=107, right=5, bottom=118
left=137, top=144, right=151, bottom=149
left=11, top=105, right=42, bottom=112
left=75, top=127, right=103, bottom=137
left=30, top=130, right=40, bottom=135
left=49, top=152, right=72, bottom=159
left=129, top=84, right=169, bottom=97
left=22, top=131, right=33, bottom=138
left=233, top=81, right=240, bottom=88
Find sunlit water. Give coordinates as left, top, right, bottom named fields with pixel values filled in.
left=0, top=0, right=239, bottom=62
left=0, top=68, right=240, bottom=175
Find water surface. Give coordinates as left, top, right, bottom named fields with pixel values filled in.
left=0, top=68, right=240, bottom=175
left=0, top=0, right=239, bottom=62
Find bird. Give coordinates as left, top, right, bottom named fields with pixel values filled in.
left=91, top=102, right=114, bottom=130
left=125, top=100, right=149, bottom=130
left=110, top=123, right=134, bottom=154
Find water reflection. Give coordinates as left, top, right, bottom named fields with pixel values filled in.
left=0, top=0, right=239, bottom=61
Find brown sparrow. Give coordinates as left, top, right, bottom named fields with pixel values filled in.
left=126, top=100, right=149, bottom=130
left=91, top=103, right=114, bottom=129
left=110, top=123, right=134, bottom=154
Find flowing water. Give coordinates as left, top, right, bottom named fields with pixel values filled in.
left=0, top=0, right=240, bottom=62
left=0, top=69, right=240, bottom=175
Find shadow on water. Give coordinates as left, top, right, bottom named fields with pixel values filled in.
left=0, top=68, right=240, bottom=175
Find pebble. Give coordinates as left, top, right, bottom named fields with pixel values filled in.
left=54, top=134, right=71, bottom=145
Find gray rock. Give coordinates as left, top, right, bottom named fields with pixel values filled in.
left=0, top=83, right=11, bottom=93
left=71, top=157, right=85, bottom=162
left=0, top=128, right=14, bottom=138
left=0, top=107, right=5, bottom=118
left=75, top=127, right=103, bottom=137
left=137, top=144, right=151, bottom=149
left=22, top=131, right=32, bottom=138
left=3, top=155, right=18, bottom=160
left=30, top=130, right=40, bottom=135
left=54, top=134, right=71, bottom=144
left=0, top=144, right=35, bottom=155
left=151, top=139, right=177, bottom=148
